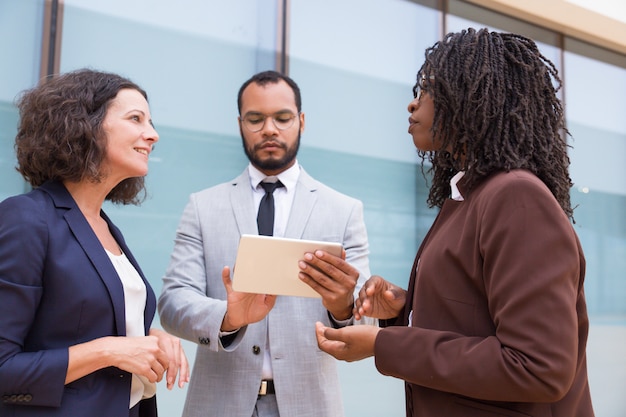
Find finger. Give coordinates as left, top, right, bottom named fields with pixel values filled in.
left=315, top=322, right=348, bottom=359
left=315, top=321, right=327, bottom=343
left=302, top=250, right=346, bottom=278
left=315, top=322, right=334, bottom=348
left=156, top=348, right=171, bottom=382
left=300, top=253, right=335, bottom=282
left=359, top=300, right=372, bottom=316
left=151, top=359, right=167, bottom=383
left=149, top=329, right=181, bottom=388
left=357, top=286, right=369, bottom=304
left=265, top=294, right=278, bottom=309
left=178, top=347, right=190, bottom=388
left=221, top=266, right=232, bottom=292
left=321, top=325, right=343, bottom=342
left=313, top=250, right=356, bottom=277
left=367, top=277, right=384, bottom=295
left=303, top=252, right=357, bottom=292
left=167, top=343, right=189, bottom=389
left=146, top=367, right=159, bottom=384
left=166, top=369, right=175, bottom=389
left=385, top=287, right=406, bottom=302
left=354, top=293, right=363, bottom=311
left=165, top=338, right=182, bottom=389
left=299, top=263, right=333, bottom=295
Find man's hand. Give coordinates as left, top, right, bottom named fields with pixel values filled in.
left=298, top=249, right=358, bottom=320
left=221, top=265, right=277, bottom=331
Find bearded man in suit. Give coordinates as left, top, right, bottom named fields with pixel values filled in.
left=158, top=70, right=371, bottom=417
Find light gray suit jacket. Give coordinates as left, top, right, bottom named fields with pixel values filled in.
left=158, top=167, right=370, bottom=417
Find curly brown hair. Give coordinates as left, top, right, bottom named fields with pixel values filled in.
left=15, top=68, right=150, bottom=205
left=415, top=28, right=574, bottom=220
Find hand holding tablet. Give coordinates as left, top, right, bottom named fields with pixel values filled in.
left=232, top=234, right=343, bottom=298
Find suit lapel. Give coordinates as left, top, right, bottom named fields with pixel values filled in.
left=42, top=182, right=128, bottom=336
left=103, top=211, right=156, bottom=333
left=284, top=168, right=318, bottom=239
left=230, top=171, right=261, bottom=236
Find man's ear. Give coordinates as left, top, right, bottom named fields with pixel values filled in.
left=299, top=112, right=305, bottom=133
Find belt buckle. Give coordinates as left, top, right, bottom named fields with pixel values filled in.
left=259, top=380, right=268, bottom=396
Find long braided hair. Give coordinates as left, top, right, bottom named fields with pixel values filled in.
left=416, top=28, right=574, bottom=220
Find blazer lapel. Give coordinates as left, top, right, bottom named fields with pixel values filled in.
left=103, top=211, right=156, bottom=333
left=230, top=171, right=261, bottom=236
left=42, top=182, right=127, bottom=336
left=284, top=168, right=318, bottom=239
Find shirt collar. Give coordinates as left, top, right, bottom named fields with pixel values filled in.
left=248, top=161, right=300, bottom=192
left=450, top=171, right=466, bottom=201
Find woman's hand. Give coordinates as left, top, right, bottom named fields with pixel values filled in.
left=149, top=328, right=190, bottom=389
left=66, top=333, right=188, bottom=387
left=315, top=322, right=380, bottom=362
left=89, top=335, right=170, bottom=384
left=354, top=275, right=407, bottom=320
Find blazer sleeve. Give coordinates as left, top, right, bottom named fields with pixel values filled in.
left=374, top=175, right=584, bottom=402
left=342, top=198, right=371, bottom=289
left=0, top=195, right=68, bottom=407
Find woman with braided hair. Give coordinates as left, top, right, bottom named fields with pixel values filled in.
left=309, top=28, right=595, bottom=416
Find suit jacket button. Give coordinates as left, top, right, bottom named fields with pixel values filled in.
left=199, top=337, right=210, bottom=345
left=252, top=345, right=261, bottom=355
left=24, top=394, right=33, bottom=402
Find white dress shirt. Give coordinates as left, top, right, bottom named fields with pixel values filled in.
left=247, top=162, right=301, bottom=380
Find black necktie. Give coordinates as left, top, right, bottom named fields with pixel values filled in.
left=257, top=181, right=284, bottom=236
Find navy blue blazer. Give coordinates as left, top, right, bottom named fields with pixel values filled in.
left=0, top=181, right=157, bottom=417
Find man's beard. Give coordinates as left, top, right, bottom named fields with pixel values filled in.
left=241, top=130, right=300, bottom=172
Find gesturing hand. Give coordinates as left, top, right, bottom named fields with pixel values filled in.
left=354, top=275, right=407, bottom=321
left=221, top=265, right=277, bottom=331
left=315, top=321, right=380, bottom=362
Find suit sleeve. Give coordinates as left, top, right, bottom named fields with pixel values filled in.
left=158, top=193, right=239, bottom=352
left=339, top=198, right=374, bottom=326
left=0, top=196, right=68, bottom=407
left=343, top=199, right=371, bottom=287
left=374, top=176, right=583, bottom=402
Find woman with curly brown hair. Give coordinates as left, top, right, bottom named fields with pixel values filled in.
left=0, top=68, right=189, bottom=417
left=309, top=28, right=595, bottom=416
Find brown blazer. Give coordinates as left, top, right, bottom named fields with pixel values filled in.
left=375, top=170, right=594, bottom=417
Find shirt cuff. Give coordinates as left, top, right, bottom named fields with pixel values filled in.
left=328, top=311, right=354, bottom=328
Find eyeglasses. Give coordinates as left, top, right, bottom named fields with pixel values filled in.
left=241, top=111, right=299, bottom=132
left=413, top=74, right=435, bottom=100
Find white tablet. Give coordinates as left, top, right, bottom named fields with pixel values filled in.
left=231, top=234, right=343, bottom=298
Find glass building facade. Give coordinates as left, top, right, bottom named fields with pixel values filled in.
left=1, top=1, right=624, bottom=415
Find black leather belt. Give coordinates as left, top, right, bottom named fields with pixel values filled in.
left=258, top=380, right=275, bottom=395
